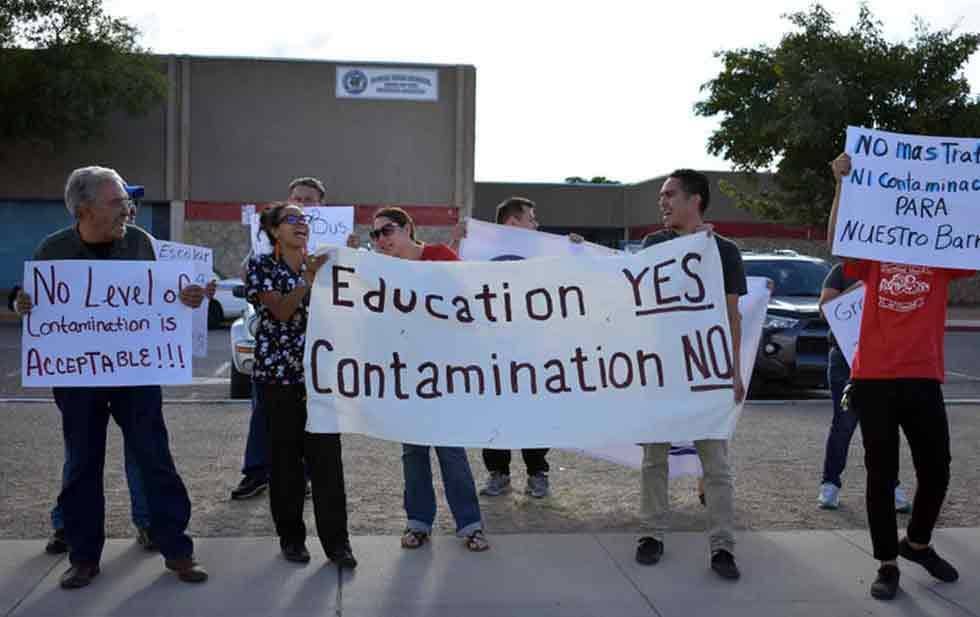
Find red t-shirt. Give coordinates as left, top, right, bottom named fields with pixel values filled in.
left=845, top=260, right=972, bottom=381
left=420, top=244, right=459, bottom=262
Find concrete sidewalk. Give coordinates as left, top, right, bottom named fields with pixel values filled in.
left=2, top=530, right=977, bottom=617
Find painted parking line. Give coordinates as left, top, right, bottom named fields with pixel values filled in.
left=213, top=361, right=231, bottom=377
left=946, top=370, right=980, bottom=382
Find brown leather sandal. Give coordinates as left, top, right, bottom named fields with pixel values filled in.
left=400, top=529, right=429, bottom=549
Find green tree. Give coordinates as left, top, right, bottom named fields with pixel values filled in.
left=0, top=0, right=165, bottom=146
left=695, top=3, right=980, bottom=226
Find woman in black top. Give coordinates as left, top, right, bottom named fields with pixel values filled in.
left=246, top=202, right=356, bottom=568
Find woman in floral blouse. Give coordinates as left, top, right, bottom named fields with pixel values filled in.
left=246, top=202, right=356, bottom=568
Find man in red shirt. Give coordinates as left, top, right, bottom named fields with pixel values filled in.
left=827, top=153, right=969, bottom=600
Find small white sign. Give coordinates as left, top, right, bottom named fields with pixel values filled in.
left=822, top=283, right=865, bottom=366
left=250, top=206, right=354, bottom=256
left=153, top=240, right=214, bottom=358
left=835, top=125, right=980, bottom=269
left=241, top=204, right=256, bottom=226
left=336, top=66, right=438, bottom=101
left=22, top=260, right=193, bottom=387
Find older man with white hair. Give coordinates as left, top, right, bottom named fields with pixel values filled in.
left=15, top=166, right=213, bottom=589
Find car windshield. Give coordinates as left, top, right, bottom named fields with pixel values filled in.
left=744, top=259, right=829, bottom=297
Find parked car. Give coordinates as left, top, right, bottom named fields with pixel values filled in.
left=229, top=285, right=256, bottom=399
left=743, top=250, right=832, bottom=392
left=209, top=269, right=248, bottom=329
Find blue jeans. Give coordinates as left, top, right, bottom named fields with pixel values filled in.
left=51, top=438, right=149, bottom=530
left=402, top=444, right=482, bottom=537
left=821, top=347, right=900, bottom=490
left=53, top=386, right=194, bottom=564
left=241, top=383, right=269, bottom=479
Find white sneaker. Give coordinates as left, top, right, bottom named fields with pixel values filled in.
left=895, top=486, right=912, bottom=513
left=818, top=483, right=840, bottom=510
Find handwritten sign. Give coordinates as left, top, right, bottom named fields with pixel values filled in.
left=153, top=239, right=213, bottom=357
left=834, top=126, right=980, bottom=269
left=305, top=233, right=741, bottom=447
left=250, top=206, right=354, bottom=256
left=822, top=283, right=864, bottom=366
left=21, top=261, right=193, bottom=387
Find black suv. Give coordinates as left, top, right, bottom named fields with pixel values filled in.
left=743, top=250, right=832, bottom=391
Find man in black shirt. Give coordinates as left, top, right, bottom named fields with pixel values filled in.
left=635, top=169, right=747, bottom=581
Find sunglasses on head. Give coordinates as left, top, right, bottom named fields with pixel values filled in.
left=369, top=223, right=401, bottom=240
left=279, top=213, right=311, bottom=225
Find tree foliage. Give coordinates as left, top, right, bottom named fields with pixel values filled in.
left=564, top=176, right=621, bottom=184
left=0, top=0, right=165, bottom=146
left=696, top=3, right=980, bottom=226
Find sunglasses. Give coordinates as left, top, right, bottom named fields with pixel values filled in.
left=279, top=214, right=311, bottom=225
left=369, top=223, right=402, bottom=241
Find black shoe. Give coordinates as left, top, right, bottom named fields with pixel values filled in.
left=326, top=543, right=358, bottom=569
left=710, top=550, right=741, bottom=580
left=698, top=492, right=706, bottom=507
left=305, top=481, right=312, bottom=499
left=870, top=564, right=900, bottom=600
left=635, top=537, right=664, bottom=565
left=45, top=529, right=69, bottom=555
left=59, top=563, right=100, bottom=589
left=230, top=475, right=268, bottom=500
left=282, top=542, right=311, bottom=564
left=898, top=538, right=959, bottom=582
left=136, top=527, right=158, bottom=552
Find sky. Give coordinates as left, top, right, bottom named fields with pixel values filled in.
left=105, top=0, right=980, bottom=184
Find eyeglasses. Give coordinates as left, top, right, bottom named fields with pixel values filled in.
left=369, top=223, right=401, bottom=240
left=279, top=214, right=311, bottom=225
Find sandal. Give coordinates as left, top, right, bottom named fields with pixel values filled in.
left=464, top=530, right=490, bottom=552
left=400, top=529, right=429, bottom=549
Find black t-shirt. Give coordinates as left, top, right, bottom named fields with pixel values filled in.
left=822, top=263, right=859, bottom=350
left=82, top=241, right=115, bottom=259
left=642, top=229, right=748, bottom=296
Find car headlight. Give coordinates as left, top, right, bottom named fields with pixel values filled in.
left=247, top=314, right=259, bottom=337
left=764, top=314, right=799, bottom=330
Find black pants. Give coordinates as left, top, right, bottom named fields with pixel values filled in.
left=482, top=448, right=549, bottom=476
left=257, top=383, right=349, bottom=552
left=853, top=379, right=951, bottom=561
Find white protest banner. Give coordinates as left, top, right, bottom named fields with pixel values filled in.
left=822, top=283, right=864, bottom=366
left=305, top=233, right=741, bottom=447
left=21, top=261, right=193, bottom=387
left=241, top=203, right=255, bottom=225
left=834, top=126, right=980, bottom=269
left=336, top=66, right=438, bottom=101
left=581, top=276, right=772, bottom=473
left=250, top=206, right=354, bottom=256
left=153, top=239, right=213, bottom=357
left=459, top=219, right=619, bottom=261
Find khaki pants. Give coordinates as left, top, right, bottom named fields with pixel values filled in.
left=641, top=440, right=735, bottom=554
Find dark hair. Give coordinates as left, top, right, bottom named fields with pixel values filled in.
left=373, top=206, right=417, bottom=241
left=668, top=169, right=710, bottom=213
left=287, top=177, right=326, bottom=201
left=495, top=197, right=535, bottom=225
left=258, top=202, right=292, bottom=247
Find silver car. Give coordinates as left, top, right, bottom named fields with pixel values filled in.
left=229, top=286, right=257, bottom=399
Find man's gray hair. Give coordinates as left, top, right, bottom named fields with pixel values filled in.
left=64, top=166, right=126, bottom=218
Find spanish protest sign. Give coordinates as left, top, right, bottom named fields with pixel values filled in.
left=822, top=283, right=864, bottom=366
left=21, top=260, right=193, bottom=387
left=153, top=239, right=213, bottom=357
left=834, top=126, right=980, bottom=269
left=304, top=233, right=741, bottom=448
left=250, top=206, right=354, bottom=255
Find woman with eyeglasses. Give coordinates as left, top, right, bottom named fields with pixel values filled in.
left=369, top=207, right=490, bottom=553
left=245, top=202, right=357, bottom=568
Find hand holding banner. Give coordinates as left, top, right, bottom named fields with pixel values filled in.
left=834, top=126, right=980, bottom=269
left=21, top=260, right=194, bottom=387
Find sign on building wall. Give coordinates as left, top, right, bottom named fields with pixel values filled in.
left=336, top=66, right=439, bottom=101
